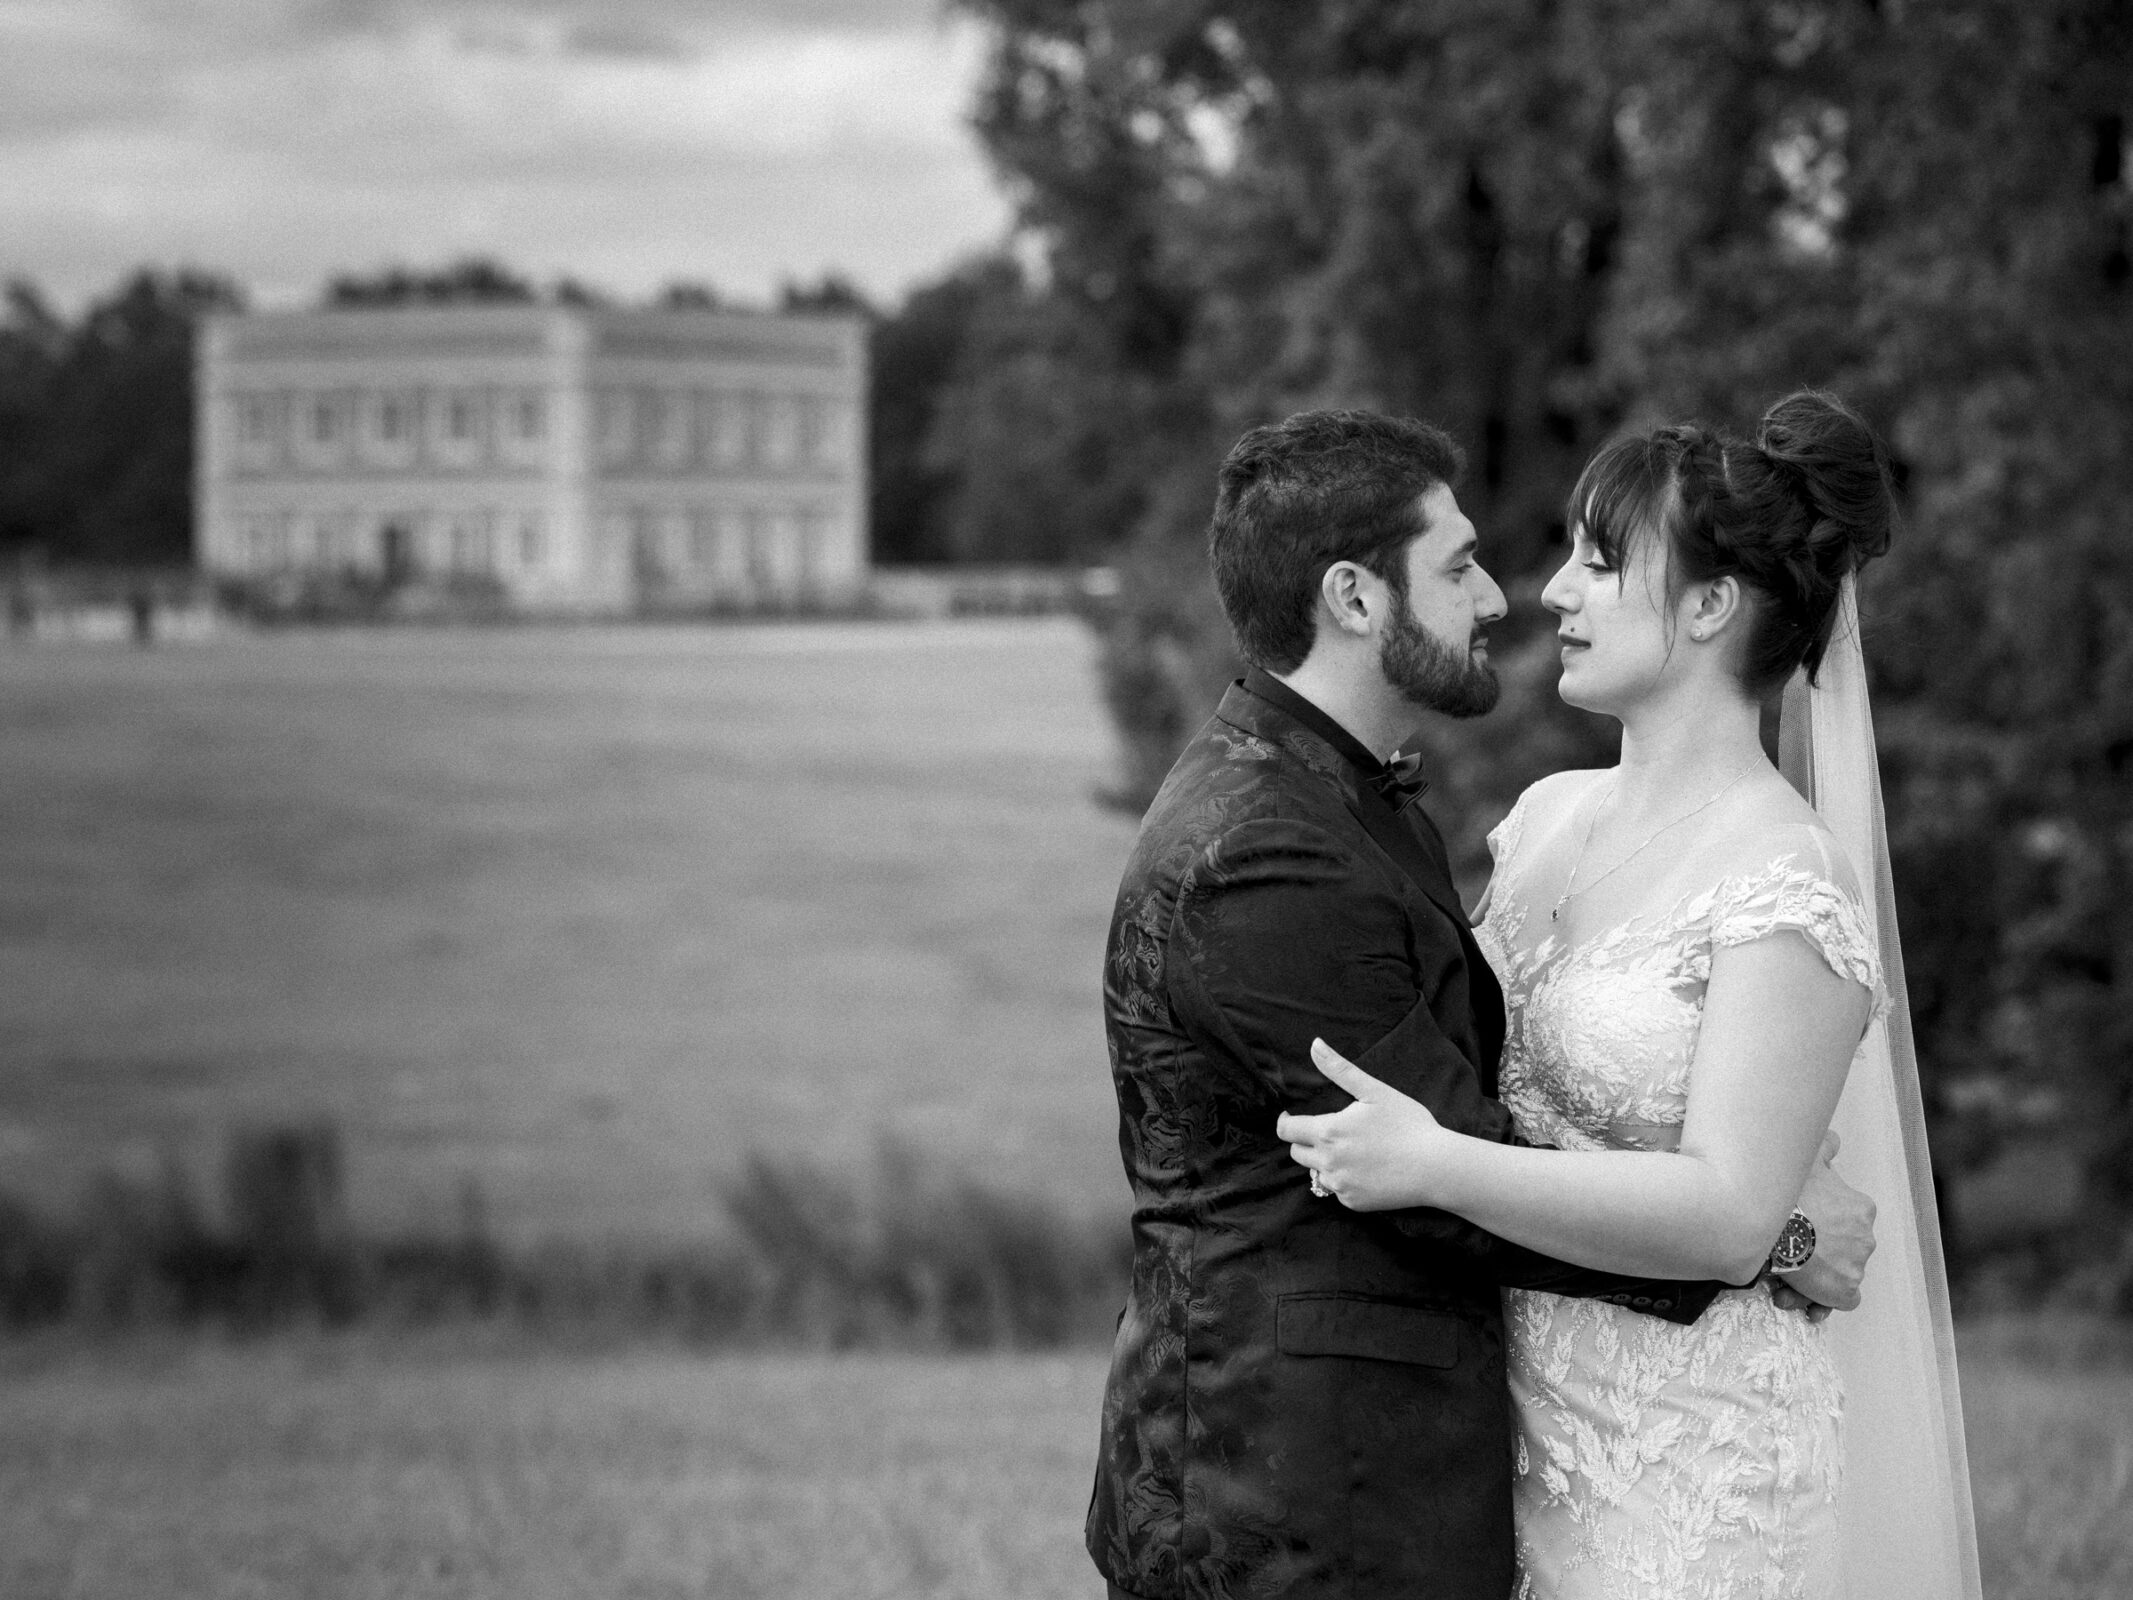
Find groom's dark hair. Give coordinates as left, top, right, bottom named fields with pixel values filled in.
left=1209, top=409, right=1466, bottom=672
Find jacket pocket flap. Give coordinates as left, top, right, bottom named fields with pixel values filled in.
left=1276, top=1295, right=1460, bottom=1367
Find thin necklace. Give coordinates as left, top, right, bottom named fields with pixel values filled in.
left=1551, top=763, right=1758, bottom=923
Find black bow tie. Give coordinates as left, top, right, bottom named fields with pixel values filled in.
left=1372, top=749, right=1431, bottom=813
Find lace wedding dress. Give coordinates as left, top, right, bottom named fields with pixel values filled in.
left=1474, top=769, right=1882, bottom=1600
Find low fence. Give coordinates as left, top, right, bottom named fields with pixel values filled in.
left=866, top=565, right=1119, bottom=620
left=5, top=569, right=225, bottom=644
left=3, top=565, right=1120, bottom=634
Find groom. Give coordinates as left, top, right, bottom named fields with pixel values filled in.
left=1086, top=410, right=1872, bottom=1600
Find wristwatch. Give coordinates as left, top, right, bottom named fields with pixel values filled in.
left=1767, top=1209, right=1817, bottom=1273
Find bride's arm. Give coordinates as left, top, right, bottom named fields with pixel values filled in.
left=1280, top=931, right=1869, bottom=1282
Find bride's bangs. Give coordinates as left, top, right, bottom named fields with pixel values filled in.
left=1566, top=436, right=1673, bottom=574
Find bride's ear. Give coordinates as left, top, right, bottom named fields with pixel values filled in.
left=1684, top=574, right=1746, bottom=645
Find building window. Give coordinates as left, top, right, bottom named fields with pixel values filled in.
left=688, top=510, right=718, bottom=569
left=241, top=396, right=274, bottom=443
left=814, top=401, right=853, bottom=473
left=660, top=510, right=691, bottom=573
left=598, top=390, right=636, bottom=466
left=709, top=392, right=751, bottom=469
left=713, top=507, right=749, bottom=584
left=653, top=391, right=692, bottom=468
left=447, top=394, right=478, bottom=441
left=629, top=508, right=668, bottom=584
left=317, top=515, right=358, bottom=568
left=745, top=510, right=776, bottom=588
left=514, top=394, right=544, bottom=440
left=762, top=396, right=802, bottom=469
left=380, top=520, right=418, bottom=580
left=517, top=514, right=545, bottom=569
left=449, top=516, right=493, bottom=573
left=379, top=397, right=406, bottom=442
left=798, top=398, right=828, bottom=467
left=311, top=398, right=338, bottom=443
left=752, top=508, right=804, bottom=591
left=799, top=511, right=833, bottom=582
left=247, top=517, right=289, bottom=571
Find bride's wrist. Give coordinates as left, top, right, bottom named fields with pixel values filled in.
left=1421, top=1128, right=1488, bottom=1213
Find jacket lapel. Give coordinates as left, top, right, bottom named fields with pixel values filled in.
left=1350, top=791, right=1468, bottom=932
left=1354, top=794, right=1507, bottom=1088
left=1213, top=682, right=1507, bottom=1085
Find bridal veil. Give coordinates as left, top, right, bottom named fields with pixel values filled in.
left=1778, top=576, right=1982, bottom=1600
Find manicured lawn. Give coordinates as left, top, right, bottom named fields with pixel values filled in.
left=0, top=620, right=1139, bottom=1238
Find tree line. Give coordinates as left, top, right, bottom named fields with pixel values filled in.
left=947, top=0, right=2133, bottom=1305
left=0, top=254, right=1104, bottom=575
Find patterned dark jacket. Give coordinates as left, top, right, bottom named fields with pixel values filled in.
left=1086, top=672, right=1725, bottom=1600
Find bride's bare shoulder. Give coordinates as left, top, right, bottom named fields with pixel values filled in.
left=1513, top=766, right=1613, bottom=829
left=1715, top=775, right=1864, bottom=895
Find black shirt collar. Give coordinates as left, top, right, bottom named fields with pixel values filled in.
left=1241, top=667, right=1431, bottom=811
left=1243, top=667, right=1390, bottom=779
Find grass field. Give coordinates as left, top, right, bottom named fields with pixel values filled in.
left=3, top=618, right=2129, bottom=1597
left=0, top=1329, right=2126, bottom=1600
left=0, top=1340, right=1110, bottom=1600
left=0, top=620, right=1139, bottom=1238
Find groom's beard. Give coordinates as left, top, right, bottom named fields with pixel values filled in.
left=1380, top=607, right=1500, bottom=718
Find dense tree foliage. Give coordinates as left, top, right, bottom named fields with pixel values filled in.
left=325, top=257, right=540, bottom=306
left=951, top=0, right=2133, bottom=1301
left=865, top=253, right=1178, bottom=566
left=867, top=260, right=1002, bottom=563
left=0, top=271, right=242, bottom=568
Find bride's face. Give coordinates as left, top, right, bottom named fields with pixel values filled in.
left=1541, top=518, right=1681, bottom=714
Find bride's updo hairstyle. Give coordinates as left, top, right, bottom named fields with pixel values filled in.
left=1568, top=389, right=1896, bottom=699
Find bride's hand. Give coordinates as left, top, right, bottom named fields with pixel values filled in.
left=1275, top=1038, right=1452, bottom=1211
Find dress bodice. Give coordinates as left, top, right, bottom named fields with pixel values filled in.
left=1477, top=769, right=1884, bottom=1600
left=1478, top=771, right=1883, bottom=1157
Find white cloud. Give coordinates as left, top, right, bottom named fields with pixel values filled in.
left=0, top=0, right=1012, bottom=309
left=141, top=27, right=968, bottom=174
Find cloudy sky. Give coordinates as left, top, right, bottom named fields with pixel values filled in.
left=1, top=0, right=1015, bottom=311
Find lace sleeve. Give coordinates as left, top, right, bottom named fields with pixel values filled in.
left=1486, top=789, right=1531, bottom=871
left=1470, top=787, right=1535, bottom=927
left=1697, top=842, right=1884, bottom=1008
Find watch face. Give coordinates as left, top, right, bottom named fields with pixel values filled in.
left=1772, top=1213, right=1816, bottom=1270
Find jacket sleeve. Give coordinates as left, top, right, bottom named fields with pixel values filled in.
left=1168, top=811, right=1731, bottom=1326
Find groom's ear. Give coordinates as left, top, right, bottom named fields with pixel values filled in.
left=1320, top=561, right=1377, bottom=639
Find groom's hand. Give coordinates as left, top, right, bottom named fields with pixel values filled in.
left=1771, top=1132, right=1877, bottom=1318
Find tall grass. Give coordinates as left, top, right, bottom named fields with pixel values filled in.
left=1963, top=1318, right=2133, bottom=1599
left=0, top=1124, right=1129, bottom=1349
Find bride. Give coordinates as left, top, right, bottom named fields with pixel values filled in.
left=1279, top=391, right=1978, bottom=1598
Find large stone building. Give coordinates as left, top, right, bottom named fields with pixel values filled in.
left=194, top=303, right=867, bottom=612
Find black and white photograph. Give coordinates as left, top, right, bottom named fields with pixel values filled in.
left=1, top=2, right=2128, bottom=1597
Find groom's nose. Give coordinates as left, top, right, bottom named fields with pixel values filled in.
left=1475, top=565, right=1508, bottom=625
